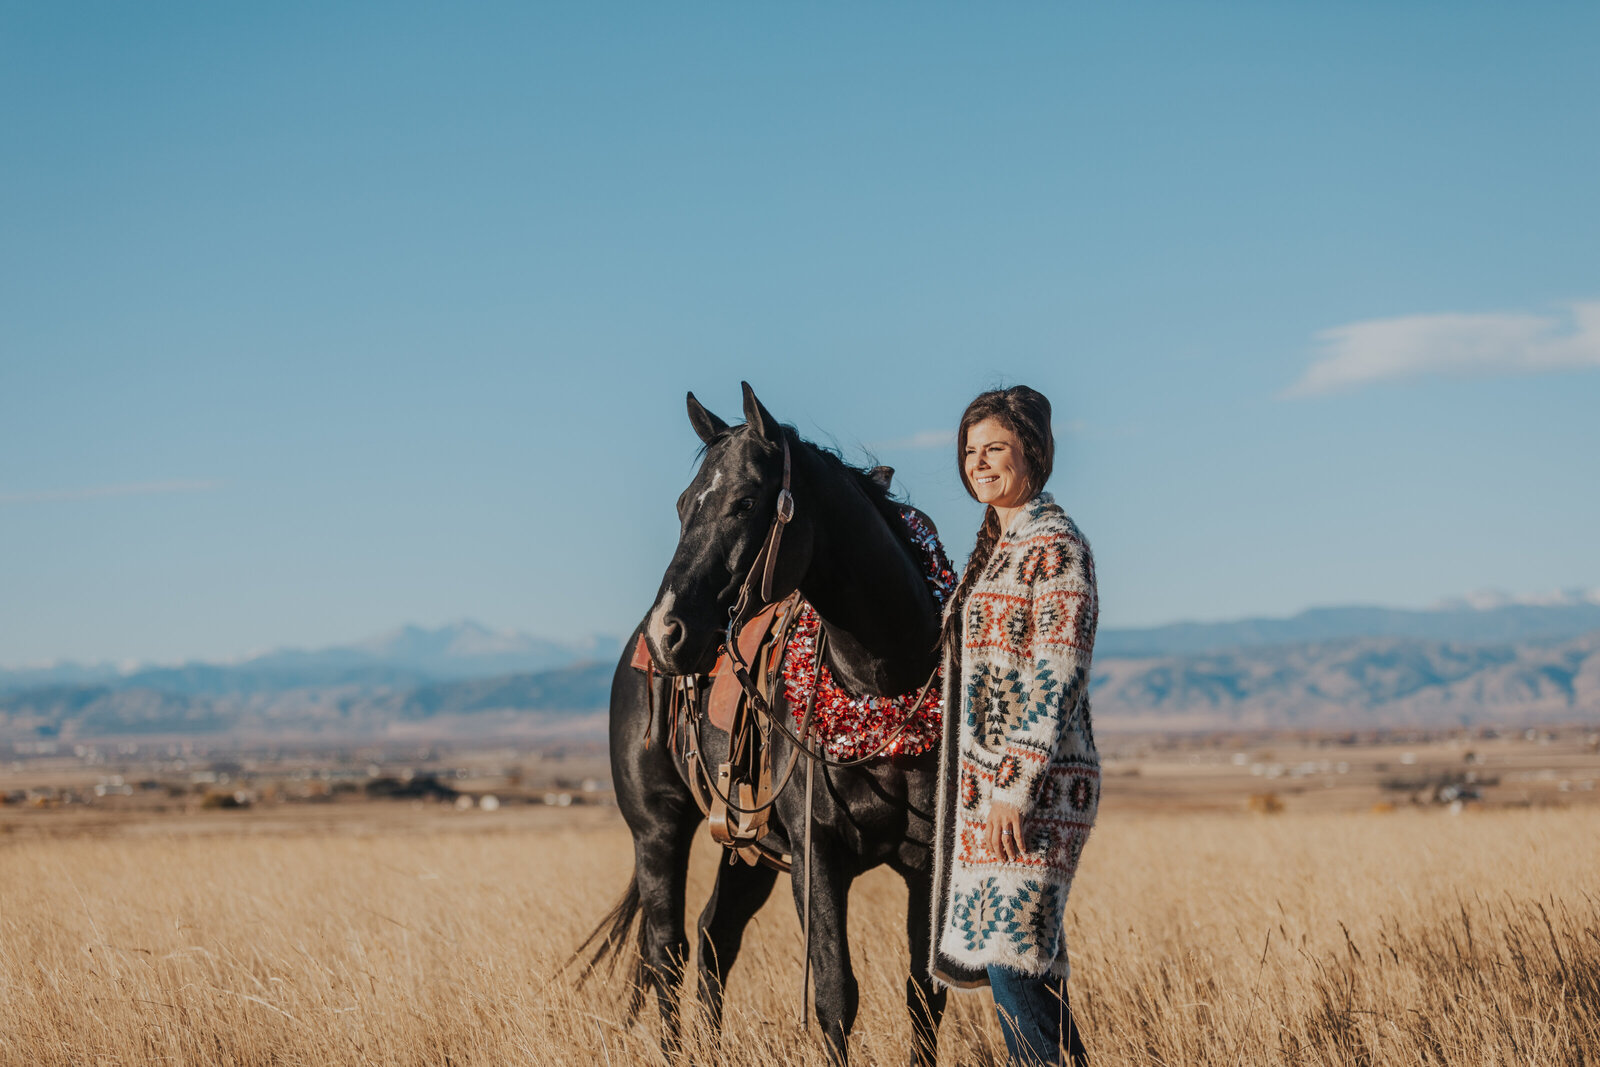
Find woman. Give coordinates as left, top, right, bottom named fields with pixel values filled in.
left=929, top=386, right=1098, bottom=1067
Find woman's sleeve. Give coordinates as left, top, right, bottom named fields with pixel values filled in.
left=989, top=531, right=1097, bottom=815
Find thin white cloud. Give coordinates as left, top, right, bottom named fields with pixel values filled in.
left=872, top=429, right=955, bottom=451
left=0, top=479, right=224, bottom=505
left=1285, top=300, right=1600, bottom=397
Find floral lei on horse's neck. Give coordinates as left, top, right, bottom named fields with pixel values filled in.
left=780, top=508, right=956, bottom=759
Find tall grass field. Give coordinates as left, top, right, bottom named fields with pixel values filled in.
left=2, top=808, right=1597, bottom=1065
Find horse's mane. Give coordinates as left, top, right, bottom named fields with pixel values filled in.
left=697, top=424, right=921, bottom=561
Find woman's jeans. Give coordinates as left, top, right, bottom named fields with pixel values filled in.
left=987, top=965, right=1088, bottom=1066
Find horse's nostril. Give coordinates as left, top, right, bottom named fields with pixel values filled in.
left=663, top=618, right=685, bottom=651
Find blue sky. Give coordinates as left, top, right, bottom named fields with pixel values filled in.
left=3, top=3, right=1598, bottom=666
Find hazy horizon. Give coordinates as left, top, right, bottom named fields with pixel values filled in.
left=9, top=585, right=1600, bottom=673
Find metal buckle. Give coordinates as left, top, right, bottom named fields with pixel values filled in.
left=775, top=488, right=795, bottom=524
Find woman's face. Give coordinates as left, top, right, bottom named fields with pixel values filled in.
left=963, top=417, right=1031, bottom=510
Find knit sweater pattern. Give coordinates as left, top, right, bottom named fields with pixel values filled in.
left=930, top=492, right=1100, bottom=988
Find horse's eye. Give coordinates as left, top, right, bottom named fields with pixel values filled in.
left=734, top=498, right=756, bottom=513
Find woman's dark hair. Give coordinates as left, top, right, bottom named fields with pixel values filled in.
left=940, top=385, right=1055, bottom=655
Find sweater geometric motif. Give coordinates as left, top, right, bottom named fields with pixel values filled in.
left=929, top=492, right=1100, bottom=989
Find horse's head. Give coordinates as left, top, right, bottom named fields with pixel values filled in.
left=644, top=382, right=814, bottom=675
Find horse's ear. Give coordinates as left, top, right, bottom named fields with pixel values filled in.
left=740, top=381, right=782, bottom=447
left=867, top=465, right=895, bottom=489
left=686, top=392, right=729, bottom=444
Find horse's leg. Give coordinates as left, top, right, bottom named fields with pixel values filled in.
left=694, top=857, right=780, bottom=1039
left=629, top=811, right=699, bottom=1055
left=609, top=647, right=702, bottom=1056
left=901, top=865, right=947, bottom=1067
left=792, top=840, right=858, bottom=1066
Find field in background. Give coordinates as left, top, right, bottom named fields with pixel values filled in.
left=2, top=795, right=1598, bottom=1066
left=5, top=726, right=1598, bottom=837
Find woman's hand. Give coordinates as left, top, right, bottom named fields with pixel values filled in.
left=985, top=800, right=1025, bottom=861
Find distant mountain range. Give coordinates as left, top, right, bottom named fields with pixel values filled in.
left=4, top=598, right=1600, bottom=740
left=1096, top=592, right=1600, bottom=657
left=1094, top=631, right=1600, bottom=730
left=0, top=621, right=620, bottom=695
left=0, top=661, right=616, bottom=740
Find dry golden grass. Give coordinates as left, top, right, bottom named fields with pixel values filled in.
left=2, top=807, right=1597, bottom=1065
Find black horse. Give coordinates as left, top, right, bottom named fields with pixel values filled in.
left=581, top=383, right=949, bottom=1065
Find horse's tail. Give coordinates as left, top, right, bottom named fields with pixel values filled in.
left=565, top=870, right=649, bottom=1022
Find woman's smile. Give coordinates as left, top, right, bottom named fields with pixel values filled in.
left=963, top=417, right=1031, bottom=524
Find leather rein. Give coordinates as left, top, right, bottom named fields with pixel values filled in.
left=715, top=435, right=939, bottom=784
left=658, top=433, right=941, bottom=1029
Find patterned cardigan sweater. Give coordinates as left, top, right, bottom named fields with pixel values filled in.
left=930, top=491, right=1100, bottom=988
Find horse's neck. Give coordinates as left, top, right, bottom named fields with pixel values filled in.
left=794, top=448, right=940, bottom=697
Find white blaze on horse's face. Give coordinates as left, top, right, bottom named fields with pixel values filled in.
left=646, top=588, right=677, bottom=656
left=693, top=468, right=723, bottom=513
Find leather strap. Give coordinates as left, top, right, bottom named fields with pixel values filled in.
left=760, top=438, right=794, bottom=604
left=706, top=598, right=786, bottom=731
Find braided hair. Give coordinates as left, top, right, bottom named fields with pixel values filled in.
left=939, top=386, right=1055, bottom=657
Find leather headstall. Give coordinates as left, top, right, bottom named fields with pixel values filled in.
left=630, top=435, right=803, bottom=871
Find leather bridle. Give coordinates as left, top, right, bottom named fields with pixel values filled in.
left=718, top=435, right=939, bottom=774
left=674, top=430, right=942, bottom=1030
left=725, top=435, right=796, bottom=645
